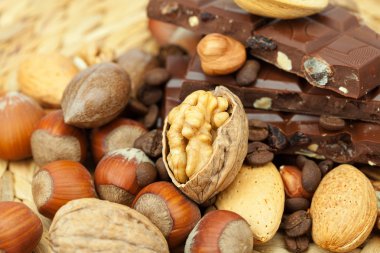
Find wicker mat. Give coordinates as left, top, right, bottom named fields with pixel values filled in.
left=0, top=0, right=379, bottom=252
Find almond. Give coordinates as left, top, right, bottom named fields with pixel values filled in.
left=310, top=164, right=377, bottom=252
left=215, top=163, right=285, bottom=244
left=18, top=53, right=78, bottom=108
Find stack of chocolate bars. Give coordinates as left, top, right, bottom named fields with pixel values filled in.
left=149, top=0, right=380, bottom=166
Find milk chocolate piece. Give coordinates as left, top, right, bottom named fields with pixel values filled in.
left=148, top=0, right=380, bottom=98
left=164, top=85, right=380, bottom=165
left=181, top=55, right=380, bottom=123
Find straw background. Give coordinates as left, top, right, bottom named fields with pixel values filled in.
left=0, top=0, right=379, bottom=252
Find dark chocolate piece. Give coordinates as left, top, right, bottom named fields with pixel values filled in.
left=180, top=55, right=380, bottom=123
left=164, top=84, right=380, bottom=166
left=148, top=0, right=380, bottom=98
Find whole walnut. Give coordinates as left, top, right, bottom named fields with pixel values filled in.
left=49, top=198, right=169, bottom=253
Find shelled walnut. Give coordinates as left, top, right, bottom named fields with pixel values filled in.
left=162, top=86, right=248, bottom=204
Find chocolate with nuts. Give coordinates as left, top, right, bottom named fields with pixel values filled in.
left=149, top=0, right=380, bottom=99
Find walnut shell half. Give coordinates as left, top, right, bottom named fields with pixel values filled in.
left=162, top=86, right=248, bottom=204
left=49, top=198, right=169, bottom=253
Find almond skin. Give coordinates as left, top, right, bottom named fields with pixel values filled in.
left=311, top=164, right=377, bottom=253
left=61, top=62, right=131, bottom=128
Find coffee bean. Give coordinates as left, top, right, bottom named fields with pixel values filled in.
left=284, top=235, right=309, bottom=253
left=145, top=68, right=171, bottom=86
left=138, top=86, right=163, bottom=106
left=285, top=198, right=310, bottom=213
left=302, top=159, right=322, bottom=192
left=248, top=119, right=268, bottom=141
left=319, top=115, right=345, bottom=131
left=236, top=60, right=261, bottom=86
left=125, top=98, right=149, bottom=117
left=282, top=210, right=311, bottom=237
left=296, top=155, right=308, bottom=169
left=155, top=157, right=170, bottom=181
left=158, top=44, right=187, bottom=66
left=289, top=132, right=311, bottom=146
left=267, top=125, right=288, bottom=150
left=144, top=104, right=159, bottom=129
left=134, top=129, right=163, bottom=158
left=318, top=159, right=334, bottom=176
left=246, top=142, right=274, bottom=166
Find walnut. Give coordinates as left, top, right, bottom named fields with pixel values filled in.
left=163, top=86, right=248, bottom=204
left=49, top=198, right=169, bottom=253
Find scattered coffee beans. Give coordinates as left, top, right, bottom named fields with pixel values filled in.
left=246, top=142, right=274, bottom=166
left=301, top=159, right=322, bottom=192
left=144, top=104, right=159, bottom=129
left=236, top=60, right=261, bottom=86
left=318, top=159, right=334, bottom=176
left=285, top=198, right=310, bottom=213
left=145, top=68, right=171, bottom=86
left=138, top=86, right=163, bottom=106
left=285, top=235, right=309, bottom=253
left=282, top=210, right=312, bottom=237
left=248, top=119, right=269, bottom=141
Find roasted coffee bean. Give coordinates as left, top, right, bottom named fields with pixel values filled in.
left=144, top=104, right=159, bottom=129
left=289, top=132, right=311, bottom=146
left=319, top=115, right=346, bottom=131
left=138, top=86, right=163, bottom=106
left=155, top=157, right=170, bottom=181
left=285, top=198, right=310, bottom=213
left=318, top=159, right=334, bottom=176
left=134, top=129, right=163, bottom=158
left=284, top=235, right=309, bottom=253
left=302, top=159, right=322, bottom=192
left=246, top=142, right=274, bottom=166
left=236, top=60, right=261, bottom=86
left=124, top=98, right=149, bottom=117
left=296, top=155, right=308, bottom=169
left=248, top=119, right=268, bottom=141
left=267, top=125, right=288, bottom=150
left=158, top=44, right=187, bottom=66
left=145, top=68, right=171, bottom=86
left=282, top=210, right=312, bottom=237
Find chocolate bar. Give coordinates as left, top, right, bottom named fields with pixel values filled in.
left=164, top=83, right=380, bottom=166
left=148, top=0, right=380, bottom=99
left=180, top=55, right=380, bottom=123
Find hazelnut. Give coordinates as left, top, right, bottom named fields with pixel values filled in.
left=91, top=118, right=147, bottom=163
left=31, top=110, right=87, bottom=166
left=0, top=92, right=44, bottom=160
left=0, top=202, right=43, bottom=253
left=61, top=62, right=131, bottom=128
left=132, top=181, right=201, bottom=249
left=94, top=148, right=157, bottom=206
left=197, top=33, right=246, bottom=76
left=185, top=210, right=253, bottom=253
left=280, top=165, right=312, bottom=199
left=32, top=160, right=97, bottom=219
left=18, top=53, right=78, bottom=107
left=234, top=0, right=328, bottom=19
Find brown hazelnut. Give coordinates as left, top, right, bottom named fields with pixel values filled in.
left=280, top=165, right=311, bottom=199
left=94, top=148, right=157, bottom=206
left=132, top=181, right=201, bottom=249
left=32, top=160, right=97, bottom=219
left=31, top=110, right=87, bottom=166
left=91, top=118, right=147, bottom=163
left=185, top=210, right=254, bottom=253
left=0, top=92, right=45, bottom=160
left=61, top=62, right=131, bottom=128
left=0, top=202, right=43, bottom=253
left=197, top=33, right=246, bottom=76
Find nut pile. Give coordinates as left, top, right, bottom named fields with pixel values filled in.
left=1, top=1, right=380, bottom=253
